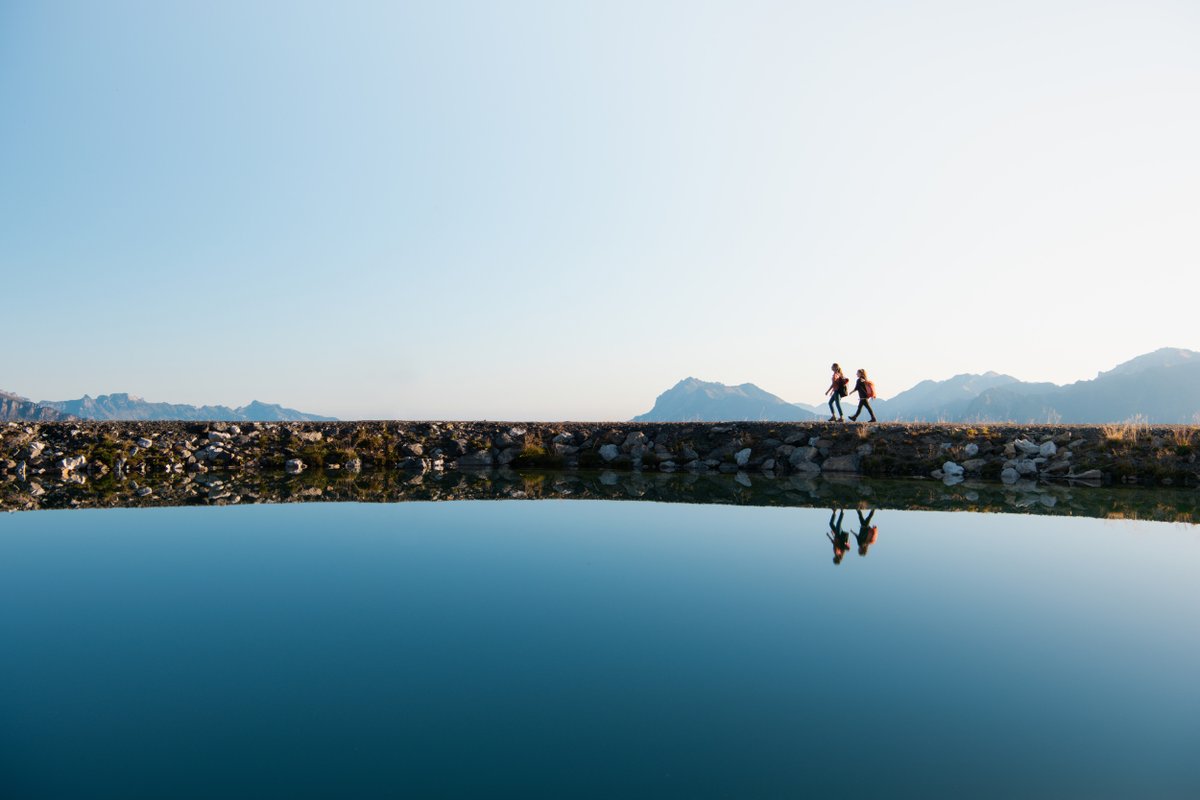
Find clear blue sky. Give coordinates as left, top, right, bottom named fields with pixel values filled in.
left=3, top=1, right=1198, bottom=419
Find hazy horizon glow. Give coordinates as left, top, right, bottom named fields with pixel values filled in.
left=3, top=1, right=1198, bottom=419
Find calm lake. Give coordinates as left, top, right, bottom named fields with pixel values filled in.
left=2, top=487, right=1198, bottom=798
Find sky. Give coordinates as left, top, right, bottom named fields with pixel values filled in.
left=2, top=0, right=1198, bottom=420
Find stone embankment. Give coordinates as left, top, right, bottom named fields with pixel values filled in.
left=2, top=420, right=1198, bottom=494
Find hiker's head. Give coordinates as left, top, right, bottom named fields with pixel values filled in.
left=831, top=363, right=841, bottom=373
left=857, top=369, right=868, bottom=379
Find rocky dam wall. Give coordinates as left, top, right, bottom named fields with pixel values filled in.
left=3, top=420, right=1198, bottom=498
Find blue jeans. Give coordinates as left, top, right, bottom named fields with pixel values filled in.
left=828, top=394, right=843, bottom=417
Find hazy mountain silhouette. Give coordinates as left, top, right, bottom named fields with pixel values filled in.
left=634, top=378, right=819, bottom=422
left=872, top=372, right=1051, bottom=422
left=0, top=391, right=74, bottom=422
left=36, top=393, right=336, bottom=422
left=963, top=348, right=1200, bottom=423
left=638, top=349, right=1200, bottom=424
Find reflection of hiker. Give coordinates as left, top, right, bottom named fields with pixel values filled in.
left=848, top=369, right=878, bottom=423
left=853, top=509, right=878, bottom=556
left=825, top=363, right=849, bottom=422
left=827, top=509, right=850, bottom=565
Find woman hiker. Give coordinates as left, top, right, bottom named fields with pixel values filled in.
left=848, top=368, right=878, bottom=422
left=825, top=363, right=848, bottom=422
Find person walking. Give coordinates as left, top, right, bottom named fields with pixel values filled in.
left=825, top=363, right=848, bottom=422
left=847, top=368, right=878, bottom=422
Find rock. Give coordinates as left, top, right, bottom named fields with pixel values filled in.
left=961, top=459, right=987, bottom=472
left=629, top=443, right=647, bottom=461
left=1013, top=439, right=1040, bottom=456
left=942, top=461, right=964, bottom=478
left=821, top=454, right=860, bottom=473
left=1001, top=467, right=1019, bottom=484
left=762, top=459, right=776, bottom=471
left=734, top=448, right=752, bottom=466
left=208, top=431, right=233, bottom=441
left=1014, top=459, right=1039, bottom=477
left=599, top=444, right=620, bottom=462
left=622, top=431, right=647, bottom=450
left=136, top=487, right=153, bottom=497
left=788, top=447, right=818, bottom=469
left=344, top=458, right=362, bottom=473
left=398, top=457, right=427, bottom=472
left=1039, top=441, right=1058, bottom=458
left=1043, top=460, right=1070, bottom=475
left=284, top=459, right=305, bottom=474
left=24, top=442, right=46, bottom=461
left=136, top=438, right=153, bottom=449
left=400, top=443, right=424, bottom=458
left=784, top=433, right=806, bottom=445
left=552, top=443, right=579, bottom=457
left=791, top=459, right=820, bottom=474
left=1070, top=469, right=1103, bottom=481
left=943, top=474, right=964, bottom=486
left=58, top=456, right=87, bottom=472
left=679, top=445, right=699, bottom=462
left=856, top=444, right=873, bottom=456
left=931, top=469, right=944, bottom=479
left=964, top=443, right=980, bottom=458
left=659, top=461, right=677, bottom=471
left=552, top=432, right=574, bottom=445
left=496, top=447, right=520, bottom=466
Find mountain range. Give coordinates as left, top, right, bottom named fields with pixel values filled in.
left=634, top=348, right=1200, bottom=424
left=0, top=391, right=335, bottom=422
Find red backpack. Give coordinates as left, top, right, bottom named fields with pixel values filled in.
left=864, top=380, right=876, bottom=399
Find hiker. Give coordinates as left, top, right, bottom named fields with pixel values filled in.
left=825, top=363, right=848, bottom=422
left=853, top=509, right=878, bottom=557
left=827, top=509, right=850, bottom=565
left=848, top=368, right=878, bottom=422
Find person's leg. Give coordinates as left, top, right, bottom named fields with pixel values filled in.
left=849, top=399, right=863, bottom=420
left=864, top=399, right=876, bottom=422
left=828, top=394, right=842, bottom=420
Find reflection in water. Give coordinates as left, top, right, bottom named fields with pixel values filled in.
left=827, top=509, right=850, bottom=565
left=2, top=467, right=1199, bottom=525
left=854, top=509, right=878, bottom=557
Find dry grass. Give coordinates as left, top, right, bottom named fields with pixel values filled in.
left=1170, top=425, right=1197, bottom=447
left=1101, top=414, right=1150, bottom=443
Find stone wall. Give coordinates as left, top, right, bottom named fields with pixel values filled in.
left=3, top=420, right=1198, bottom=493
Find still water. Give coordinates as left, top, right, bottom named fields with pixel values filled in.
left=2, top=499, right=1198, bottom=798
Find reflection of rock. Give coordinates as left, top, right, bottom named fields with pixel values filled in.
left=1001, top=467, right=1019, bottom=484
left=285, top=459, right=305, bottom=474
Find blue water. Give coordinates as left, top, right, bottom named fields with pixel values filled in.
left=1, top=501, right=1198, bottom=798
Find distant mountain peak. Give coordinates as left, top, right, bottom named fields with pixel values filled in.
left=1098, top=347, right=1199, bottom=379
left=633, top=378, right=817, bottom=423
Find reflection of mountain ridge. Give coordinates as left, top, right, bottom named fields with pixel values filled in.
left=6, top=469, right=1198, bottom=524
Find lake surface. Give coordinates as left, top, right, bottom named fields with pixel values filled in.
left=2, top=497, right=1198, bottom=798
